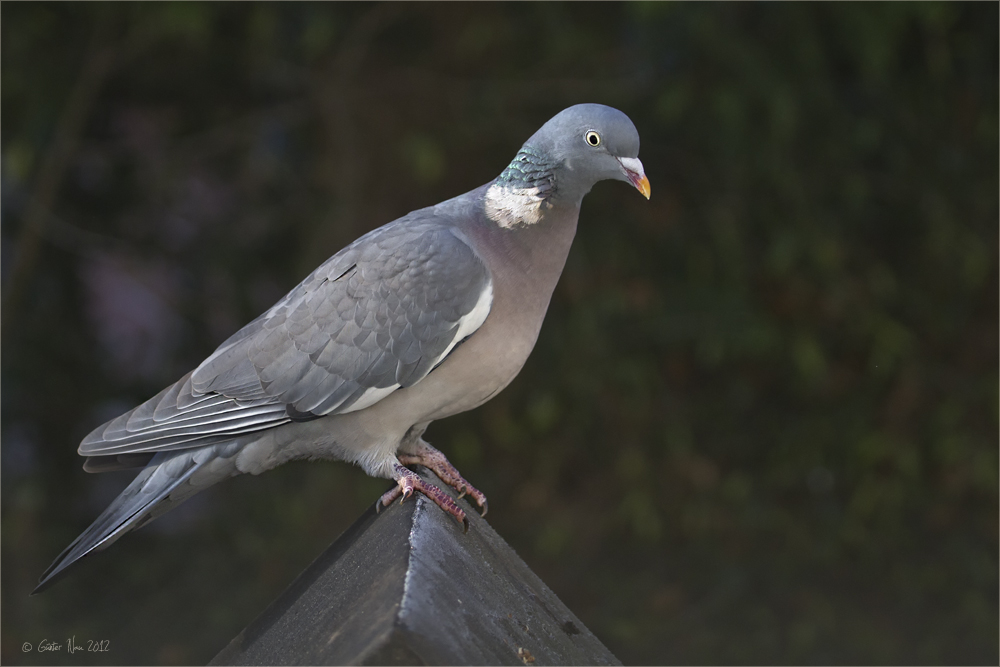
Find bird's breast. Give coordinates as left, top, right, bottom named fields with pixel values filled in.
left=384, top=208, right=581, bottom=425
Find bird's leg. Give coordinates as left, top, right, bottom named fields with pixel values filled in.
left=377, top=462, right=469, bottom=532
left=397, top=439, right=488, bottom=517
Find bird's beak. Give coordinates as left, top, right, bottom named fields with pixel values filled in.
left=618, top=157, right=651, bottom=200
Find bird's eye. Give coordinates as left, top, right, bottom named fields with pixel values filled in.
left=585, top=130, right=601, bottom=147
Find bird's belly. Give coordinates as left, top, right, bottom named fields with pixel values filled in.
left=379, top=305, right=543, bottom=426
left=429, top=322, right=537, bottom=417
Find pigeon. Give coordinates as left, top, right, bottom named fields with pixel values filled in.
left=34, top=103, right=649, bottom=594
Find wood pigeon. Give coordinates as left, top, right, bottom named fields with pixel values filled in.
left=34, top=103, right=649, bottom=594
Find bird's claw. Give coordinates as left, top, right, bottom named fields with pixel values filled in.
left=380, top=463, right=468, bottom=530
left=397, top=442, right=488, bottom=517
left=379, top=442, right=485, bottom=528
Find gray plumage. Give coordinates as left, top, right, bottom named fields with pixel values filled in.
left=34, top=103, right=648, bottom=594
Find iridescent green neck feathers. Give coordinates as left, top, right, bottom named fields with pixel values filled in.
left=484, top=147, right=555, bottom=228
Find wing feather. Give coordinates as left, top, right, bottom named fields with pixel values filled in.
left=80, top=213, right=493, bottom=461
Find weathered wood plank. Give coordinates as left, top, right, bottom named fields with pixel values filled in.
left=211, top=468, right=620, bottom=666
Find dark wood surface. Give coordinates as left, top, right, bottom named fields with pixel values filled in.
left=210, top=468, right=620, bottom=666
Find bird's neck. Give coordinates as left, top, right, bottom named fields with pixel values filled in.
left=471, top=171, right=581, bottom=285
left=495, top=146, right=555, bottom=190
left=483, top=147, right=562, bottom=229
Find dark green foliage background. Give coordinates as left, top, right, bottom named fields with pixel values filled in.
left=2, top=2, right=996, bottom=664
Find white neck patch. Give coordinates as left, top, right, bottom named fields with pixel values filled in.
left=483, top=183, right=550, bottom=229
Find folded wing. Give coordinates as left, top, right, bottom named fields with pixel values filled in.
left=79, top=216, right=493, bottom=461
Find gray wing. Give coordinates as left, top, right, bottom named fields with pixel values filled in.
left=79, top=215, right=493, bottom=458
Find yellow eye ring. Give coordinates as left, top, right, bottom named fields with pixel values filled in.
left=585, top=130, right=601, bottom=147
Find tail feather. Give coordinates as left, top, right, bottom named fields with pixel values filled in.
left=32, top=452, right=207, bottom=595
left=82, top=453, right=157, bottom=473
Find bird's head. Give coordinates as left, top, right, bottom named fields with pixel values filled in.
left=525, top=103, right=650, bottom=202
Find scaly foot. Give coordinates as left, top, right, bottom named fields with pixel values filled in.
left=377, top=463, right=470, bottom=532
left=397, top=440, right=488, bottom=517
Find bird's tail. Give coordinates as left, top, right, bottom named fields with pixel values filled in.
left=32, top=450, right=210, bottom=595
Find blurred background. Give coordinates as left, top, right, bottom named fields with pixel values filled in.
left=2, top=2, right=997, bottom=665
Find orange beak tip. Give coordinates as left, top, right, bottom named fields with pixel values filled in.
left=636, top=175, right=651, bottom=200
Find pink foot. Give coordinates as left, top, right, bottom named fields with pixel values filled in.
left=397, top=441, right=488, bottom=517
left=376, top=463, right=470, bottom=532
